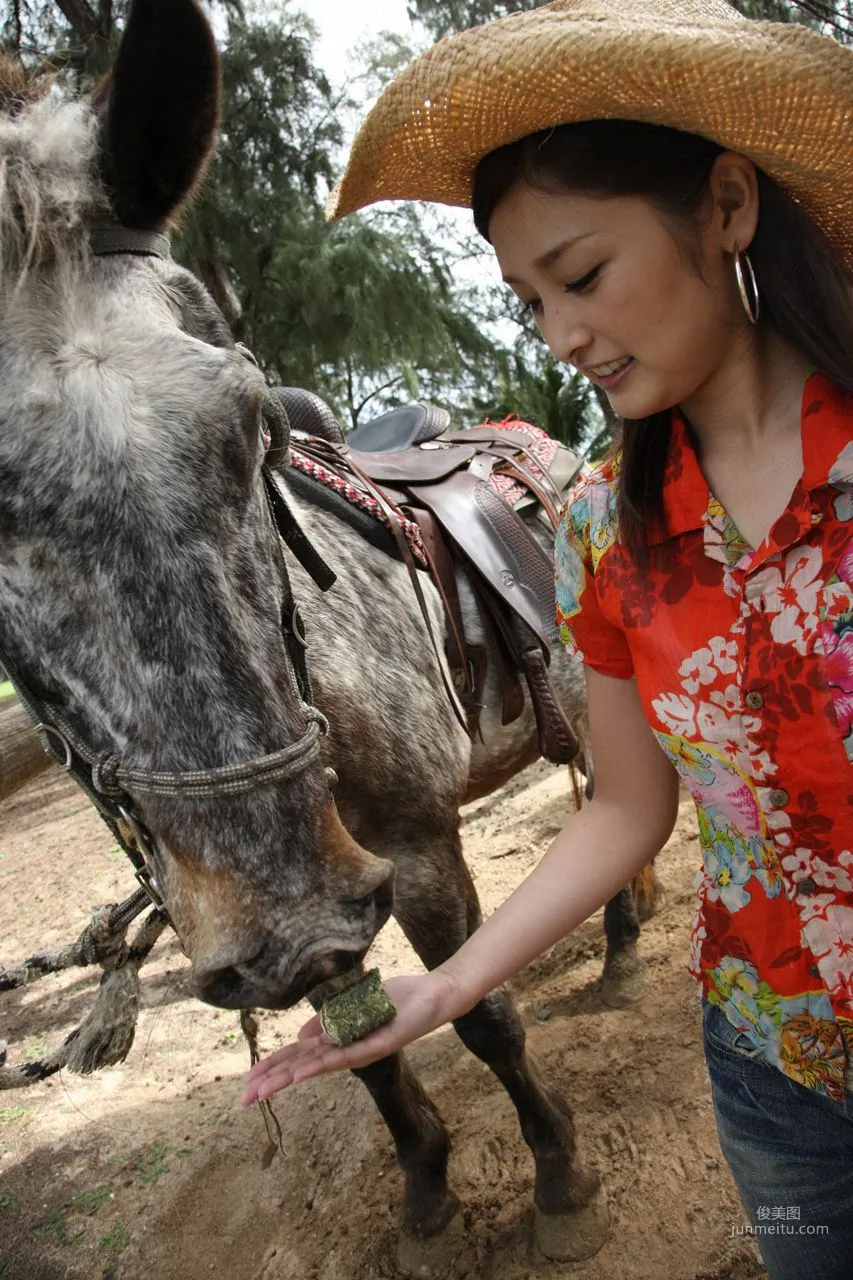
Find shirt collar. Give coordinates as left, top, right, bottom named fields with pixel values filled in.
left=649, top=372, right=853, bottom=548
left=801, top=372, right=853, bottom=493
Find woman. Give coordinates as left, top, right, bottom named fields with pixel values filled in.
left=242, top=1, right=853, bottom=1274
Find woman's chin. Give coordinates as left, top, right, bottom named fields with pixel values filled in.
left=605, top=383, right=677, bottom=421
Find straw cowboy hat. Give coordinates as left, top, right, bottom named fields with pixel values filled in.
left=327, top=0, right=853, bottom=269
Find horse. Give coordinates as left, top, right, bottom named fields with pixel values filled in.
left=0, top=0, right=655, bottom=1270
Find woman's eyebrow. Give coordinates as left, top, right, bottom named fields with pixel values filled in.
left=502, top=231, right=597, bottom=284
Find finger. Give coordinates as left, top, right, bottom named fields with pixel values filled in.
left=240, top=1045, right=324, bottom=1105
left=252, top=1034, right=381, bottom=1098
left=288, top=1023, right=401, bottom=1085
left=244, top=1031, right=329, bottom=1082
left=249, top=1048, right=337, bottom=1101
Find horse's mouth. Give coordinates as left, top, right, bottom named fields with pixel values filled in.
left=192, top=941, right=372, bottom=1011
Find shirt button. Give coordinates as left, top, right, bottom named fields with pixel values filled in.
left=744, top=691, right=764, bottom=710
left=797, top=877, right=818, bottom=896
left=768, top=788, right=789, bottom=808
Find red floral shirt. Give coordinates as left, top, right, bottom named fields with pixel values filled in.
left=556, top=373, right=853, bottom=1100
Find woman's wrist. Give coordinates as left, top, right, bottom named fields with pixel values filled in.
left=432, top=957, right=484, bottom=1021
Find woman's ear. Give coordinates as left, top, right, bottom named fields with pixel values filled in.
left=708, top=152, right=760, bottom=253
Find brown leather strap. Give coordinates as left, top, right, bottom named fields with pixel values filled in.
left=495, top=457, right=562, bottom=529
left=405, top=506, right=468, bottom=682
left=519, top=647, right=580, bottom=763
left=409, top=470, right=559, bottom=648
left=472, top=583, right=526, bottom=725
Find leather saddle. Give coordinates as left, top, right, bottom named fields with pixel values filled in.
left=275, top=388, right=585, bottom=763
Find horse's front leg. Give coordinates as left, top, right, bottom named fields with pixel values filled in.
left=306, top=986, right=460, bottom=1273
left=393, top=834, right=609, bottom=1265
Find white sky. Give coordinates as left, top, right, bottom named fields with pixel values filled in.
left=302, top=0, right=503, bottom=300
left=307, top=0, right=417, bottom=89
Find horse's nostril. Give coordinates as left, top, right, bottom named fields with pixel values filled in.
left=341, top=868, right=395, bottom=927
left=193, top=944, right=267, bottom=1009
left=374, top=871, right=394, bottom=924
left=194, top=965, right=250, bottom=1009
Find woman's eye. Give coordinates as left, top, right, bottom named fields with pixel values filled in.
left=566, top=264, right=602, bottom=294
left=519, top=297, right=542, bottom=317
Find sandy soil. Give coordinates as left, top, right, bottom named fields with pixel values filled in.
left=0, top=760, right=768, bottom=1280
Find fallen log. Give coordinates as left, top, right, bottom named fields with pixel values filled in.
left=0, top=702, right=54, bottom=802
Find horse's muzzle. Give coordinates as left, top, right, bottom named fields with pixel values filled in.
left=190, top=865, right=395, bottom=1010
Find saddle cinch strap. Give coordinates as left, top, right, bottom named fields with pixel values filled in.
left=291, top=425, right=583, bottom=763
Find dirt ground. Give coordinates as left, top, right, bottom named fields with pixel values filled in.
left=0, top=758, right=769, bottom=1280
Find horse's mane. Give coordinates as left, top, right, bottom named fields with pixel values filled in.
left=0, top=55, right=107, bottom=294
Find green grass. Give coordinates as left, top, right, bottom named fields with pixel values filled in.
left=133, top=1142, right=174, bottom=1184
left=71, top=1187, right=112, bottom=1212
left=35, top=1210, right=84, bottom=1248
left=97, top=1222, right=129, bottom=1256
left=20, top=1038, right=49, bottom=1063
left=0, top=1105, right=35, bottom=1126
left=0, top=680, right=15, bottom=701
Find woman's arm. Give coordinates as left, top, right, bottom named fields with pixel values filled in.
left=241, top=669, right=678, bottom=1105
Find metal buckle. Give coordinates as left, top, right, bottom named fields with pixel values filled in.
left=117, top=804, right=164, bottom=907
left=290, top=603, right=308, bottom=648
left=133, top=864, right=165, bottom=908
left=33, top=723, right=73, bottom=771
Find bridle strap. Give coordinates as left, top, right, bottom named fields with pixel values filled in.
left=90, top=710, right=329, bottom=799
left=263, top=471, right=336, bottom=593
left=90, top=226, right=172, bottom=260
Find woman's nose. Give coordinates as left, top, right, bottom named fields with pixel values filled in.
left=540, top=302, right=592, bottom=366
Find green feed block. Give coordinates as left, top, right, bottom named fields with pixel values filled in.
left=319, top=969, right=396, bottom=1046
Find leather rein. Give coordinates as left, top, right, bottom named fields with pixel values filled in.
left=3, top=227, right=337, bottom=916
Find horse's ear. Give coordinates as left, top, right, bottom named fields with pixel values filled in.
left=95, top=0, right=220, bottom=230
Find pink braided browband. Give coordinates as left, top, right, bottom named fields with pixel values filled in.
left=289, top=418, right=556, bottom=566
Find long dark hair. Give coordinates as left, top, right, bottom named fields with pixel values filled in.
left=472, top=120, right=853, bottom=559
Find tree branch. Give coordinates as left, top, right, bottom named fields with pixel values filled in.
left=53, top=0, right=101, bottom=43
left=354, top=375, right=404, bottom=421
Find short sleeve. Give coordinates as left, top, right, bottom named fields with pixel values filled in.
left=555, top=470, right=634, bottom=679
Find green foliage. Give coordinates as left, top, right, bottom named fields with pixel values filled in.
left=473, top=351, right=610, bottom=456
left=20, top=1037, right=49, bottom=1062
left=35, top=1210, right=83, bottom=1247
left=0, top=1104, right=35, bottom=1125
left=174, top=8, right=506, bottom=428
left=407, top=0, right=538, bottom=41
left=2, top=1, right=245, bottom=82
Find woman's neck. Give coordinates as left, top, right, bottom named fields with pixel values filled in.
left=678, top=330, right=812, bottom=550
left=680, top=330, right=809, bottom=460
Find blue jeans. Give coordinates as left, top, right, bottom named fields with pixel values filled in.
left=702, top=1000, right=853, bottom=1280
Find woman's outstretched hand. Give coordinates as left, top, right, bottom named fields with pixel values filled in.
left=239, top=969, right=463, bottom=1108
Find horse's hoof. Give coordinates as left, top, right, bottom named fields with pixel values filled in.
left=601, top=948, right=647, bottom=1008
left=397, top=1208, right=466, bottom=1279
left=534, top=1191, right=610, bottom=1262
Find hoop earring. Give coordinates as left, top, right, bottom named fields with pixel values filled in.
left=734, top=243, right=760, bottom=325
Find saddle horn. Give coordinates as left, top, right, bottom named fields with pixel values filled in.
left=274, top=388, right=345, bottom=445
